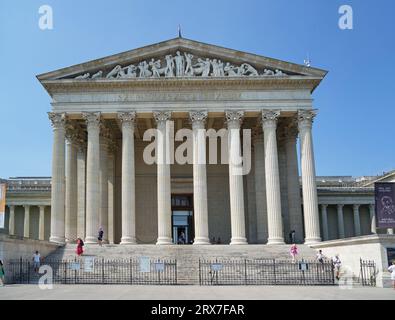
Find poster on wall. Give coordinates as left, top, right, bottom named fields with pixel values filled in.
left=375, top=182, right=395, bottom=228
left=0, top=184, right=6, bottom=229
left=387, top=248, right=395, bottom=266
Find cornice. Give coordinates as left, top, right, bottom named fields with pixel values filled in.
left=41, top=76, right=322, bottom=96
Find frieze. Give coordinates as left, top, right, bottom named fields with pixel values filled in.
left=72, top=51, right=289, bottom=80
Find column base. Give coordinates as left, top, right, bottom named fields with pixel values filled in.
left=84, top=236, right=98, bottom=244
left=156, top=237, right=173, bottom=245
left=120, top=237, right=137, bottom=245
left=230, top=237, right=248, bottom=245
left=193, top=237, right=211, bottom=245
left=267, top=238, right=285, bottom=245
left=65, top=238, right=77, bottom=244
left=304, top=237, right=322, bottom=245
left=49, top=236, right=65, bottom=244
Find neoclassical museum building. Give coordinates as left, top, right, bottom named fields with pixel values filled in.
left=1, top=38, right=391, bottom=245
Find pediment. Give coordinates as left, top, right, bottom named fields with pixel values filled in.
left=37, top=37, right=327, bottom=82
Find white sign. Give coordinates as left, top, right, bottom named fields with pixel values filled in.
left=140, top=256, right=151, bottom=273
left=84, top=257, right=94, bottom=272
left=70, top=262, right=81, bottom=270
left=155, top=262, right=165, bottom=272
left=211, top=263, right=223, bottom=271
left=299, top=262, right=309, bottom=271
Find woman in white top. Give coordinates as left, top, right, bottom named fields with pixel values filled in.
left=388, top=261, right=395, bottom=289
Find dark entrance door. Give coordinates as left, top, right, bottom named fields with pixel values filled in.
left=171, top=194, right=194, bottom=244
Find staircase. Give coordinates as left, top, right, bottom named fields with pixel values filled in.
left=45, top=244, right=318, bottom=285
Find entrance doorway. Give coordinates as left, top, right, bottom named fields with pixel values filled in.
left=171, top=195, right=194, bottom=244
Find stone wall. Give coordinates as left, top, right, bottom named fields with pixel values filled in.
left=311, top=234, right=395, bottom=288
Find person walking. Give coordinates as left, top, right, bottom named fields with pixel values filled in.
left=33, top=251, right=41, bottom=273
left=289, top=230, right=296, bottom=243
left=388, top=260, right=395, bottom=290
left=290, top=244, right=298, bottom=263
left=98, top=227, right=104, bottom=246
left=332, top=254, right=342, bottom=280
left=316, top=250, right=325, bottom=264
left=76, top=238, right=84, bottom=256
left=0, top=260, right=5, bottom=286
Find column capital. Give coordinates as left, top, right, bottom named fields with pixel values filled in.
left=261, top=110, right=280, bottom=129
left=321, top=204, right=328, bottom=209
left=189, top=111, right=208, bottom=128
left=118, top=111, right=137, bottom=126
left=48, top=112, right=66, bottom=129
left=337, top=203, right=344, bottom=209
left=353, top=204, right=361, bottom=210
left=298, top=109, right=317, bottom=129
left=153, top=111, right=172, bottom=123
left=82, top=112, right=101, bottom=129
left=225, top=110, right=244, bottom=129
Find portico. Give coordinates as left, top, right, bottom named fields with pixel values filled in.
left=38, top=37, right=327, bottom=245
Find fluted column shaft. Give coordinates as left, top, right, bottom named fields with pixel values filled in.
left=337, top=204, right=345, bottom=239
left=65, top=139, right=78, bottom=242
left=353, top=204, right=361, bottom=236
left=83, top=112, right=101, bottom=243
left=254, top=135, right=268, bottom=243
left=77, top=146, right=86, bottom=239
left=285, top=127, right=304, bottom=243
left=321, top=204, right=329, bottom=241
left=226, top=111, right=247, bottom=245
left=262, top=110, right=284, bottom=245
left=369, top=204, right=376, bottom=234
left=119, top=112, right=137, bottom=245
left=8, top=205, right=15, bottom=236
left=298, top=110, right=321, bottom=244
left=23, top=205, right=30, bottom=238
left=190, top=111, right=210, bottom=245
left=99, top=135, right=109, bottom=243
left=108, top=150, right=115, bottom=244
left=154, top=111, right=173, bottom=245
left=48, top=112, right=66, bottom=243
left=39, top=205, right=45, bottom=240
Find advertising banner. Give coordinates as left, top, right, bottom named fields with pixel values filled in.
left=0, top=184, right=6, bottom=229
left=375, top=183, right=395, bottom=228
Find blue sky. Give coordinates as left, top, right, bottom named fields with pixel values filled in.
left=0, top=0, right=394, bottom=178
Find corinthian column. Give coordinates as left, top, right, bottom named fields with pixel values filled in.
left=23, top=205, right=30, bottom=238
left=118, top=112, right=137, bottom=245
left=48, top=112, right=66, bottom=243
left=261, top=110, right=284, bottom=245
left=369, top=204, right=376, bottom=234
left=254, top=134, right=268, bottom=243
left=298, top=110, right=321, bottom=244
left=226, top=111, right=247, bottom=245
left=99, top=126, right=110, bottom=243
left=190, top=111, right=210, bottom=245
left=39, top=205, right=45, bottom=241
left=154, top=111, right=173, bottom=245
left=82, top=112, right=101, bottom=243
left=337, top=204, right=345, bottom=239
left=8, top=205, right=15, bottom=236
left=353, top=204, right=361, bottom=236
left=76, top=142, right=86, bottom=239
left=65, top=132, right=78, bottom=242
left=321, top=204, right=329, bottom=241
left=285, top=123, right=304, bottom=243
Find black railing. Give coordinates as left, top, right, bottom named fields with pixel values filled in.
left=199, top=259, right=335, bottom=286
left=359, top=259, right=377, bottom=287
left=7, top=257, right=177, bottom=285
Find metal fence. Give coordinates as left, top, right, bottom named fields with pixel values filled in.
left=199, top=259, right=335, bottom=286
left=359, top=259, right=377, bottom=287
left=7, top=258, right=177, bottom=285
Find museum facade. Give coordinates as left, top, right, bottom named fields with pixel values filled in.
left=1, top=38, right=386, bottom=245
